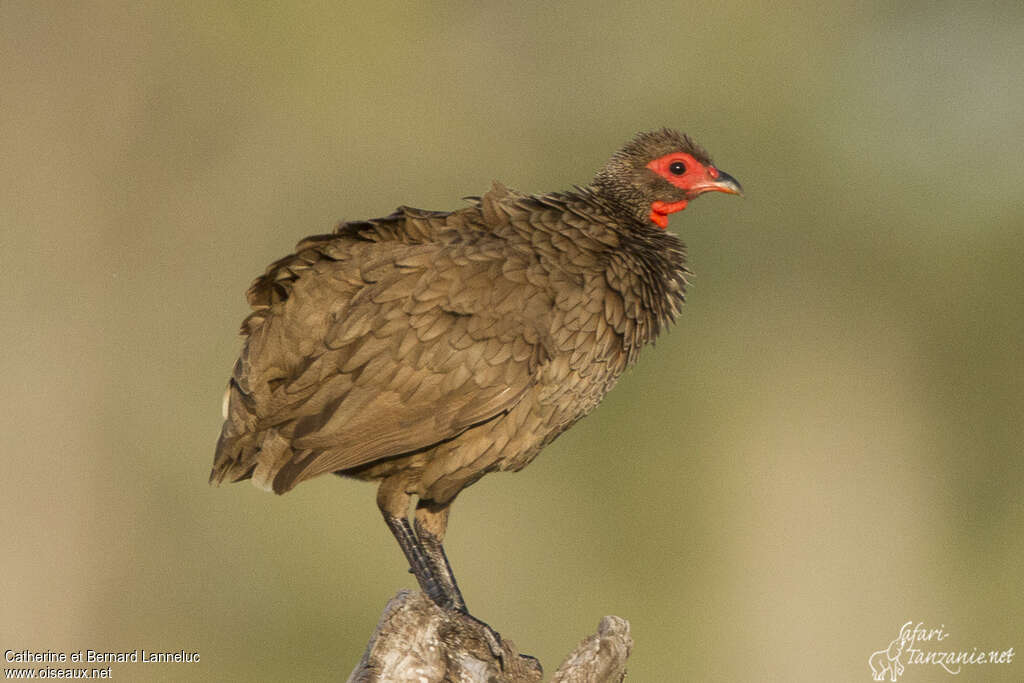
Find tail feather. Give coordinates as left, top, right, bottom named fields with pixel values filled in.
left=209, top=429, right=257, bottom=486
left=210, top=380, right=260, bottom=486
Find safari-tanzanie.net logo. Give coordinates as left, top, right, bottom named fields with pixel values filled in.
left=868, top=621, right=1015, bottom=681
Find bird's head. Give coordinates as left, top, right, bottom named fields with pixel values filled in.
left=592, top=128, right=743, bottom=229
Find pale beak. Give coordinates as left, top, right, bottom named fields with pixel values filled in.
left=688, top=168, right=743, bottom=198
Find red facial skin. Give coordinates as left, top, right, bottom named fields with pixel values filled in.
left=645, top=152, right=740, bottom=229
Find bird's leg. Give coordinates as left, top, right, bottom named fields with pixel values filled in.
left=414, top=500, right=467, bottom=613
left=416, top=501, right=509, bottom=667
left=376, top=481, right=450, bottom=608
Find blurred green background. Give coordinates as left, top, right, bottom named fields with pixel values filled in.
left=3, top=1, right=1022, bottom=681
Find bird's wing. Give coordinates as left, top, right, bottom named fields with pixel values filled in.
left=227, top=231, right=555, bottom=494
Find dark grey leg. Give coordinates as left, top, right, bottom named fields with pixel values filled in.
left=414, top=512, right=467, bottom=613
left=381, top=512, right=453, bottom=608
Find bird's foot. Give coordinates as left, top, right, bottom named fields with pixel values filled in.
left=458, top=612, right=506, bottom=670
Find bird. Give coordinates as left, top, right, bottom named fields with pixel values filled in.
left=210, top=129, right=742, bottom=612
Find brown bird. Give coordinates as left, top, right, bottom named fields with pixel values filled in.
left=211, top=129, right=741, bottom=612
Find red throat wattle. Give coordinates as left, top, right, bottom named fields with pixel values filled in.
left=648, top=200, right=689, bottom=228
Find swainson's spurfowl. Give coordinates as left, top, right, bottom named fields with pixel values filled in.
left=211, top=129, right=742, bottom=611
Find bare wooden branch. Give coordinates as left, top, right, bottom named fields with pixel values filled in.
left=346, top=591, right=632, bottom=682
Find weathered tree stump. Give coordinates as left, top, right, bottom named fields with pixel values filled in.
left=347, top=591, right=632, bottom=682
left=549, top=615, right=632, bottom=683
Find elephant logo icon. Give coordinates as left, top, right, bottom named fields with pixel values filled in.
left=868, top=636, right=906, bottom=681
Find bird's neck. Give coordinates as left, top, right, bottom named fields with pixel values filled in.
left=584, top=179, right=650, bottom=226
left=565, top=186, right=691, bottom=352
left=618, top=230, right=690, bottom=352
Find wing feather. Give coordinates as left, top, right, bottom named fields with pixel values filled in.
left=215, top=224, right=552, bottom=493
left=212, top=189, right=566, bottom=493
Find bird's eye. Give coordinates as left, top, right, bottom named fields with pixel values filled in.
left=669, top=161, right=686, bottom=175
